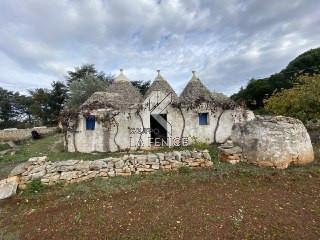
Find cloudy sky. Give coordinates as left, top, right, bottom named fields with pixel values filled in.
left=0, top=0, right=320, bottom=95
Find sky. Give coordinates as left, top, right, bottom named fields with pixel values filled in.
left=0, top=0, right=320, bottom=96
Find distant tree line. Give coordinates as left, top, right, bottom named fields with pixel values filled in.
left=231, top=47, right=320, bottom=123
left=232, top=48, right=320, bottom=110
left=0, top=64, right=150, bottom=129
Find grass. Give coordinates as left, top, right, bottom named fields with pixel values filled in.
left=0, top=143, right=11, bottom=151
left=0, top=132, right=319, bottom=184
left=0, top=134, right=130, bottom=164
left=1, top=135, right=319, bottom=239
left=0, top=133, right=219, bottom=164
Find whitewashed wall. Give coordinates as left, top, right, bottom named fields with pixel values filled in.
left=67, top=90, right=254, bottom=152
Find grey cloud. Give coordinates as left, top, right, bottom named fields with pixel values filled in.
left=0, top=0, right=319, bottom=95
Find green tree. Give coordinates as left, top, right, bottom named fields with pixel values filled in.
left=131, top=80, right=151, bottom=95
left=48, top=81, right=67, bottom=124
left=265, top=74, right=320, bottom=123
left=67, top=74, right=107, bottom=109
left=0, top=87, right=14, bottom=122
left=29, top=82, right=67, bottom=125
left=29, top=88, right=51, bottom=125
left=232, top=47, right=320, bottom=109
left=66, top=64, right=114, bottom=86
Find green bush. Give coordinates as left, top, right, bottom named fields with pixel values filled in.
left=25, top=179, right=44, bottom=194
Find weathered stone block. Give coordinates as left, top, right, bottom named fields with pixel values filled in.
left=89, top=160, right=107, bottom=170
left=60, top=171, right=81, bottom=181
left=114, top=160, right=125, bottom=168
left=0, top=176, right=19, bottom=200
left=9, top=162, right=32, bottom=177
left=232, top=116, right=314, bottom=169
left=191, top=152, right=202, bottom=159
left=173, top=151, right=181, bottom=161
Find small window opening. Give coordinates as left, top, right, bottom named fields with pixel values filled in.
left=86, top=116, right=96, bottom=130
left=199, top=113, right=209, bottom=125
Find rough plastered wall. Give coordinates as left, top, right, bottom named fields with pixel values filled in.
left=180, top=106, right=254, bottom=144
left=108, top=109, right=142, bottom=152
left=67, top=114, right=107, bottom=153
left=0, top=127, right=57, bottom=142
left=68, top=109, right=143, bottom=153
left=67, top=89, right=255, bottom=153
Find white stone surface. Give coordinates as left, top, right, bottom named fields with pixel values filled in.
left=231, top=115, right=314, bottom=169
left=0, top=176, right=19, bottom=200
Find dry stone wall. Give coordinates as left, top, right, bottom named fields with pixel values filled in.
left=0, top=127, right=57, bottom=141
left=9, top=150, right=212, bottom=189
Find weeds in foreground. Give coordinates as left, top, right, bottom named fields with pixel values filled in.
left=178, top=166, right=192, bottom=174
left=231, top=207, right=245, bottom=231
left=23, top=179, right=45, bottom=195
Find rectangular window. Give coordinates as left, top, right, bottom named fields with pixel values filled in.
left=199, top=113, right=209, bottom=125
left=86, top=116, right=96, bottom=130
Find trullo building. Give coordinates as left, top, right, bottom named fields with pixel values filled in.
left=65, top=69, right=254, bottom=152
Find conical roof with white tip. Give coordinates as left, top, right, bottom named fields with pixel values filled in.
left=144, top=70, right=178, bottom=102
left=80, top=69, right=143, bottom=110
left=179, top=71, right=213, bottom=105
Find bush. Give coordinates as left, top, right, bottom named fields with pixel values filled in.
left=25, top=179, right=44, bottom=194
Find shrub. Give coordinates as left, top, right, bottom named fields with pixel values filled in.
left=25, top=179, right=44, bottom=194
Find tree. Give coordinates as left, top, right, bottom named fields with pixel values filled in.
left=0, top=87, right=14, bottom=123
left=131, top=80, right=151, bottom=95
left=66, top=64, right=114, bottom=86
left=0, top=88, right=34, bottom=128
left=232, top=47, right=320, bottom=109
left=48, top=81, right=67, bottom=124
left=265, top=74, right=320, bottom=123
left=67, top=74, right=107, bottom=109
left=29, top=88, right=51, bottom=125
left=28, top=82, right=67, bottom=125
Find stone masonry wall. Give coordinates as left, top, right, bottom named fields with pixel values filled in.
left=0, top=127, right=57, bottom=142
left=9, top=150, right=212, bottom=189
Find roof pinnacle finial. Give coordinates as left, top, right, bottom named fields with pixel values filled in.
left=157, top=69, right=160, bottom=76
left=120, top=68, right=123, bottom=73
left=191, top=70, right=198, bottom=81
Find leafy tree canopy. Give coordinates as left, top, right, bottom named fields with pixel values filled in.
left=66, top=64, right=114, bottom=86
left=265, top=74, right=320, bottom=123
left=232, top=47, right=320, bottom=109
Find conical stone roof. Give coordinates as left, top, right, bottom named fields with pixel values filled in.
left=82, top=69, right=142, bottom=110
left=106, top=69, right=143, bottom=108
left=179, top=71, right=213, bottom=106
left=144, top=70, right=178, bottom=102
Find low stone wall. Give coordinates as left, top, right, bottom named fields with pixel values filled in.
left=0, top=127, right=57, bottom=141
left=9, top=150, right=212, bottom=189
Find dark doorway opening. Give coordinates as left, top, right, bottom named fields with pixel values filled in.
left=150, top=114, right=167, bottom=146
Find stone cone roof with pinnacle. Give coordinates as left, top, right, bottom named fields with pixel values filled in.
left=82, top=69, right=142, bottom=110
left=179, top=71, right=214, bottom=106
left=144, top=70, right=178, bottom=103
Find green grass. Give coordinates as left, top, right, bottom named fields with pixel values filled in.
left=0, top=133, right=318, bottom=182
left=0, top=143, right=11, bottom=151
left=0, top=134, right=129, bottom=163
left=0, top=133, right=220, bottom=164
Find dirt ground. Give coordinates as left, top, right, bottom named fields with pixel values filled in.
left=1, top=167, right=320, bottom=240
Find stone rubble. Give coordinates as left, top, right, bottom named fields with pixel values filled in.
left=8, top=150, right=213, bottom=190
left=218, top=140, right=242, bottom=165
